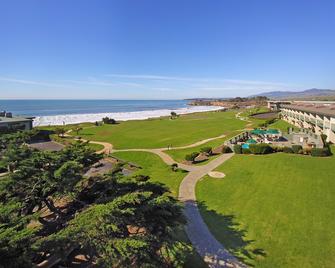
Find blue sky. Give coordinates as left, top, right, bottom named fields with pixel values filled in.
left=1, top=0, right=334, bottom=99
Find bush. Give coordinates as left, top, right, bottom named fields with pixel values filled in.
left=171, top=163, right=178, bottom=171
left=271, top=146, right=283, bottom=152
left=0, top=166, right=7, bottom=173
left=222, top=146, right=232, bottom=153
left=185, top=152, right=199, bottom=162
left=292, top=145, right=303, bottom=154
left=200, top=146, right=212, bottom=155
left=303, top=148, right=312, bottom=155
left=311, top=147, right=332, bottom=157
left=321, top=134, right=328, bottom=144
left=233, top=144, right=242, bottom=154
left=102, top=117, right=116, bottom=124
left=170, top=112, right=178, bottom=119
left=249, top=143, right=273, bottom=154
left=242, top=148, right=251, bottom=154
left=283, top=147, right=294, bottom=153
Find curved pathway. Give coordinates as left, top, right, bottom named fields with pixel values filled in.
left=161, top=133, right=227, bottom=150
left=112, top=149, right=246, bottom=267
left=179, top=153, right=246, bottom=268
left=64, top=130, right=113, bottom=154
left=67, top=128, right=247, bottom=267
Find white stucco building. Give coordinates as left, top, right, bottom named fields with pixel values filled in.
left=0, top=111, right=34, bottom=133
left=280, top=104, right=335, bottom=143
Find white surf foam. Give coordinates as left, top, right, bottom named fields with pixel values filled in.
left=33, top=106, right=224, bottom=126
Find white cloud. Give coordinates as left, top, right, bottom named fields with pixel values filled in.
left=0, top=73, right=306, bottom=99
left=104, top=73, right=208, bottom=82
left=0, top=76, right=72, bottom=88
left=105, top=73, right=299, bottom=89
left=65, top=79, right=142, bottom=87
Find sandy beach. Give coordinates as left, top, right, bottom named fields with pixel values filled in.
left=33, top=105, right=223, bottom=126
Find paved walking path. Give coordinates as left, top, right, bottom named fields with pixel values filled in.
left=179, top=153, right=246, bottom=268
left=113, top=149, right=246, bottom=267
left=66, top=128, right=247, bottom=267
left=64, top=130, right=113, bottom=154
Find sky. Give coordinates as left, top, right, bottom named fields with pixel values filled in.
left=0, top=0, right=334, bottom=99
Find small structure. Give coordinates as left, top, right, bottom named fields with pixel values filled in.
left=267, top=101, right=292, bottom=111
left=212, top=145, right=225, bottom=155
left=194, top=153, right=209, bottom=163
left=0, top=111, right=34, bottom=132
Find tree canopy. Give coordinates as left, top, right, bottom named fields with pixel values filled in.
left=0, top=132, right=189, bottom=267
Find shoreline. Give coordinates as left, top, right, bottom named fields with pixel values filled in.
left=33, top=105, right=224, bottom=126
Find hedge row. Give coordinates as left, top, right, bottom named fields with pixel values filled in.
left=311, top=147, right=332, bottom=157
left=234, top=144, right=332, bottom=157
left=185, top=145, right=232, bottom=162
left=234, top=144, right=273, bottom=155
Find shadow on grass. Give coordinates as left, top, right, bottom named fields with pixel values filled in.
left=197, top=201, right=266, bottom=266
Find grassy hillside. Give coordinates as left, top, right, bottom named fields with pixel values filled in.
left=196, top=149, right=335, bottom=268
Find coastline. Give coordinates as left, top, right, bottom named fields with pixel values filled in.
left=33, top=105, right=224, bottom=126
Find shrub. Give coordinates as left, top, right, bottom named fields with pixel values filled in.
left=321, top=134, right=328, bottom=144
left=233, top=144, right=242, bottom=154
left=134, top=174, right=150, bottom=182
left=249, top=143, right=273, bottom=154
left=311, top=147, right=332, bottom=157
left=185, top=152, right=200, bottom=162
left=242, top=148, right=251, bottom=154
left=171, top=163, right=178, bottom=171
left=102, top=117, right=116, bottom=124
left=170, top=111, right=178, bottom=119
left=222, top=146, right=232, bottom=153
left=0, top=166, right=7, bottom=173
left=271, top=146, right=283, bottom=152
left=303, top=148, right=312, bottom=155
left=283, top=147, right=294, bottom=153
left=292, top=145, right=303, bottom=154
left=200, top=146, right=212, bottom=155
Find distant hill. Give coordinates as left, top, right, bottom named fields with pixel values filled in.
left=252, top=88, right=335, bottom=100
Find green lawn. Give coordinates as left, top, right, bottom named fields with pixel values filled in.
left=196, top=149, right=335, bottom=268
left=111, top=151, right=187, bottom=197
left=165, top=130, right=241, bottom=164
left=239, top=106, right=270, bottom=117
left=77, top=111, right=246, bottom=149
left=268, top=119, right=297, bottom=134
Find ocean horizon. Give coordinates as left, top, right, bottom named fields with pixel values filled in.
left=0, top=99, right=222, bottom=126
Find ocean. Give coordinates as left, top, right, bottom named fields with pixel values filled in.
left=0, top=99, right=222, bottom=126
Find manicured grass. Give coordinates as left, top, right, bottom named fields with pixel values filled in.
left=196, top=149, right=335, bottom=267
left=239, top=106, right=270, bottom=117
left=112, top=151, right=187, bottom=197
left=268, top=119, right=297, bottom=134
left=78, top=111, right=246, bottom=149
left=165, top=130, right=240, bottom=164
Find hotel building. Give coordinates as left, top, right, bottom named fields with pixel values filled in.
left=280, top=103, right=335, bottom=143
